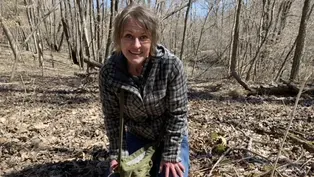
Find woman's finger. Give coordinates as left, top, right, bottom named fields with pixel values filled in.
left=175, top=164, right=184, bottom=177
left=165, top=164, right=170, bottom=177
left=178, top=162, right=185, bottom=173
left=170, top=165, right=178, bottom=177
left=159, top=163, right=163, bottom=173
left=110, top=160, right=119, bottom=172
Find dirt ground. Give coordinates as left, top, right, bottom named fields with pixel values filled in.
left=0, top=46, right=313, bottom=177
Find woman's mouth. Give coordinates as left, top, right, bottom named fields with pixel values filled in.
left=129, top=50, right=142, bottom=55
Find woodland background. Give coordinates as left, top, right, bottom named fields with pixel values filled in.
left=0, top=0, right=314, bottom=177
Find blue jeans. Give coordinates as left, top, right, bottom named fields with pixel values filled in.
left=105, top=133, right=190, bottom=177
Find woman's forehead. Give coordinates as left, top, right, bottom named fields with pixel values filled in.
left=123, top=18, right=147, bottom=33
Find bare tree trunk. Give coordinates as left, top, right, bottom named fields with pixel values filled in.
left=16, top=21, right=30, bottom=51
left=307, top=3, right=314, bottom=21
left=52, top=0, right=57, bottom=50
left=0, top=0, right=2, bottom=17
left=41, top=0, right=52, bottom=49
left=55, top=22, right=64, bottom=51
left=61, top=1, right=71, bottom=62
left=272, top=0, right=293, bottom=40
left=275, top=40, right=296, bottom=81
left=101, top=0, right=107, bottom=62
left=171, top=1, right=184, bottom=56
left=89, top=0, right=96, bottom=62
left=191, top=2, right=215, bottom=76
left=45, top=0, right=62, bottom=52
left=96, top=0, right=102, bottom=62
left=115, top=0, right=119, bottom=11
left=179, top=0, right=192, bottom=61
left=36, top=0, right=44, bottom=76
left=230, top=0, right=251, bottom=91
left=61, top=0, right=78, bottom=65
left=77, top=0, right=91, bottom=59
left=290, top=0, right=310, bottom=81
left=0, top=17, right=21, bottom=81
left=245, top=0, right=275, bottom=81
left=104, top=0, right=117, bottom=61
left=24, top=0, right=38, bottom=54
left=36, top=31, right=44, bottom=76
left=127, top=0, right=133, bottom=5
left=71, top=0, right=83, bottom=68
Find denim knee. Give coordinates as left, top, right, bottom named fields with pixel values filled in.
left=158, top=135, right=190, bottom=177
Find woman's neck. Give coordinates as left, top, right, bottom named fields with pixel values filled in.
left=128, top=63, right=143, bottom=76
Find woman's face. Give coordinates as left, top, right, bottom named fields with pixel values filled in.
left=120, top=18, right=152, bottom=67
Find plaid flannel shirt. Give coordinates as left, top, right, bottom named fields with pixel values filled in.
left=99, top=45, right=188, bottom=162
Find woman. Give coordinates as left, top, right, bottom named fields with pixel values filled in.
left=99, top=4, right=189, bottom=177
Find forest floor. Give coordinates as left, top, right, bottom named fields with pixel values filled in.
left=0, top=46, right=313, bottom=177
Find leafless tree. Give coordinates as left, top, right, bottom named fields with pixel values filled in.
left=179, top=0, right=193, bottom=61
left=290, top=0, right=311, bottom=81
left=104, top=0, right=118, bottom=61
left=245, top=0, right=275, bottom=81
left=0, top=17, right=21, bottom=81
left=191, top=1, right=215, bottom=76
left=230, top=0, right=251, bottom=91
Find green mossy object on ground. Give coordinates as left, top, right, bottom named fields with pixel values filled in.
left=212, top=136, right=228, bottom=154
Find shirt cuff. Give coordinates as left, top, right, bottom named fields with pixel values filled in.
left=109, top=149, right=129, bottom=161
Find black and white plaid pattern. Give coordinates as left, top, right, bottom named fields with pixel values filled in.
left=99, top=45, right=188, bottom=162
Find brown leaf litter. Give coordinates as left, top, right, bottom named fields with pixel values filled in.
left=0, top=48, right=313, bottom=177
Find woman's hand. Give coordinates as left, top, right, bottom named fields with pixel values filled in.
left=110, top=160, right=119, bottom=173
left=160, top=161, right=185, bottom=177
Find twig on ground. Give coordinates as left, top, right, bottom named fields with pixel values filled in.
left=277, top=170, right=284, bottom=177
left=233, top=167, right=240, bottom=177
left=20, top=75, right=27, bottom=96
left=233, top=148, right=272, bottom=163
left=19, top=74, right=27, bottom=124
left=208, top=148, right=232, bottom=176
left=271, top=72, right=313, bottom=177
left=0, top=82, right=27, bottom=85
left=229, top=123, right=253, bottom=155
left=302, top=166, right=312, bottom=177
left=247, top=137, right=253, bottom=150
left=275, top=150, right=304, bottom=173
left=300, top=158, right=313, bottom=169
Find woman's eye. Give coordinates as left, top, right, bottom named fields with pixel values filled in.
left=139, top=36, right=148, bottom=41
left=125, top=34, right=133, bottom=39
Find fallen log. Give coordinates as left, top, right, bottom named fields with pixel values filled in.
left=280, top=79, right=314, bottom=95
left=251, top=83, right=314, bottom=97
left=83, top=58, right=103, bottom=68
left=255, top=127, right=314, bottom=153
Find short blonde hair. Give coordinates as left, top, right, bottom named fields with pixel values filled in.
left=113, top=4, right=159, bottom=56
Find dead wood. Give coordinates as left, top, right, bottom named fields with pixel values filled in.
left=251, top=82, right=314, bottom=97
left=270, top=126, right=314, bottom=154
left=74, top=71, right=98, bottom=79
left=83, top=58, right=102, bottom=68
left=255, top=127, right=314, bottom=154
left=280, top=78, right=314, bottom=95
left=253, top=84, right=297, bottom=96
left=286, top=133, right=314, bottom=153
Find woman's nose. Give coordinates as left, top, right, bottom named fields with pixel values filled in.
left=133, top=38, right=141, bottom=48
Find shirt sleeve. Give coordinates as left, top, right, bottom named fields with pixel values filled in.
left=99, top=65, right=128, bottom=161
left=162, top=57, right=188, bottom=162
